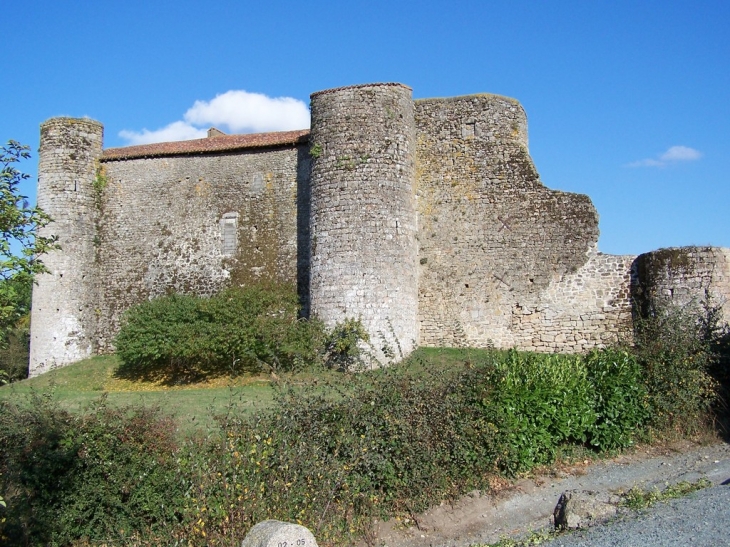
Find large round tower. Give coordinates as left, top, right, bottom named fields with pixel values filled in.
left=29, top=118, right=103, bottom=376
left=308, top=83, right=419, bottom=361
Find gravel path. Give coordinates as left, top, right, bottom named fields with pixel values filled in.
left=370, top=441, right=730, bottom=547
left=542, top=484, right=730, bottom=546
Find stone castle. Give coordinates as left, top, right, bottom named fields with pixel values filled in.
left=29, top=83, right=730, bottom=376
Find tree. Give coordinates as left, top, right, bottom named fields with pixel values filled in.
left=0, top=141, right=58, bottom=348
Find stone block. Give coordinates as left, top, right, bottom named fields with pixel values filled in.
left=553, top=489, right=620, bottom=530
left=241, top=520, right=318, bottom=547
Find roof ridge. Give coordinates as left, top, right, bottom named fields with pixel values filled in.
left=101, top=129, right=310, bottom=161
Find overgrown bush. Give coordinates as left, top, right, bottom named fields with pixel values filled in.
left=114, top=283, right=327, bottom=379
left=632, top=300, right=722, bottom=435
left=0, top=275, right=32, bottom=384
left=0, top=317, right=29, bottom=384
left=175, top=358, right=503, bottom=545
left=0, top=346, right=673, bottom=545
left=322, top=317, right=371, bottom=370
left=0, top=394, right=184, bottom=545
left=481, top=350, right=596, bottom=474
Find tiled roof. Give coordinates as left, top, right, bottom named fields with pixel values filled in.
left=101, top=129, right=310, bottom=161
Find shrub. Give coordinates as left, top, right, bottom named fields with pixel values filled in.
left=0, top=394, right=184, bottom=545
left=173, top=357, right=502, bottom=545
left=114, top=283, right=327, bottom=378
left=323, top=317, right=371, bottom=370
left=482, top=350, right=596, bottom=474
left=0, top=346, right=687, bottom=545
left=632, top=301, right=721, bottom=434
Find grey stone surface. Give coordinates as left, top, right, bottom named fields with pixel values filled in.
left=30, top=118, right=103, bottom=376
left=309, top=83, right=419, bottom=360
left=240, top=520, right=318, bottom=547
left=633, top=246, right=730, bottom=324
left=553, top=489, right=620, bottom=530
left=414, top=95, right=633, bottom=352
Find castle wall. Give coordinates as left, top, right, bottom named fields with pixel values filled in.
left=32, top=85, right=730, bottom=376
left=30, top=118, right=103, bottom=376
left=632, top=247, right=730, bottom=324
left=511, top=252, right=635, bottom=351
left=414, top=95, right=624, bottom=351
left=93, top=145, right=307, bottom=352
left=309, top=84, right=419, bottom=358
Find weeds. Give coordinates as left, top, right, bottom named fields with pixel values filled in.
left=620, top=478, right=713, bottom=510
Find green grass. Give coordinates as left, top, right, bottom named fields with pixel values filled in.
left=0, top=354, right=276, bottom=433
left=0, top=347, right=503, bottom=434
left=620, top=478, right=713, bottom=510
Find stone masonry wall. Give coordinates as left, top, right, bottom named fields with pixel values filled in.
left=309, top=84, right=419, bottom=358
left=30, top=118, right=103, bottom=376
left=94, top=145, right=306, bottom=352
left=632, top=247, right=730, bottom=324
left=34, top=85, right=729, bottom=375
left=415, top=94, right=612, bottom=350
left=511, top=251, right=636, bottom=351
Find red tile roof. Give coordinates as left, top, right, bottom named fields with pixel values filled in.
left=101, top=129, right=310, bottom=161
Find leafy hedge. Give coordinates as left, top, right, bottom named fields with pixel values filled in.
left=0, top=347, right=663, bottom=546
left=0, top=394, right=184, bottom=545
left=114, top=283, right=326, bottom=378
left=2, top=286, right=725, bottom=545
left=632, top=303, right=722, bottom=434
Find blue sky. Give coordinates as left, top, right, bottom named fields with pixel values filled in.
left=3, top=0, right=728, bottom=255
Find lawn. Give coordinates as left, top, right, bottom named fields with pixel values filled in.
left=0, top=347, right=501, bottom=433
left=0, top=354, right=276, bottom=433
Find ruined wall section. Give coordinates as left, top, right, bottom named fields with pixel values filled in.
left=30, top=118, right=103, bottom=376
left=512, top=251, right=635, bottom=351
left=415, top=95, right=606, bottom=350
left=309, top=83, right=419, bottom=358
left=632, top=247, right=730, bottom=324
left=95, top=145, right=305, bottom=351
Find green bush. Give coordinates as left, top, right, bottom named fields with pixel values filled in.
left=322, top=317, right=371, bottom=370
left=0, top=275, right=32, bottom=384
left=0, top=394, right=184, bottom=545
left=482, top=350, right=596, bottom=474
left=114, top=283, right=326, bottom=378
left=0, top=346, right=679, bottom=545
left=175, top=358, right=502, bottom=545
left=585, top=348, right=648, bottom=450
left=632, top=302, right=721, bottom=434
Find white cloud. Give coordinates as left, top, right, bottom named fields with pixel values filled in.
left=184, top=90, right=310, bottom=133
left=119, top=90, right=310, bottom=145
left=659, top=145, right=702, bottom=162
left=626, top=145, right=703, bottom=168
left=119, top=121, right=207, bottom=145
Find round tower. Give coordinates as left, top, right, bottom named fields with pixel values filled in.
left=308, top=83, right=419, bottom=362
left=29, top=118, right=103, bottom=376
left=632, top=246, right=730, bottom=324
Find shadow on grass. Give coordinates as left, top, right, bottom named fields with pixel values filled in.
left=112, top=358, right=262, bottom=387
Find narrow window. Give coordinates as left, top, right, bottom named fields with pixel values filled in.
left=220, top=212, right=239, bottom=256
